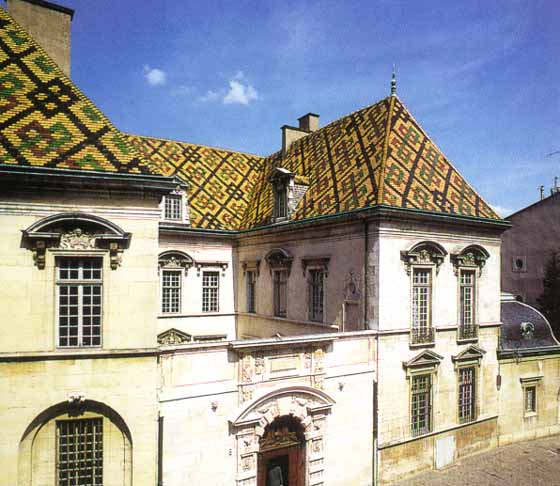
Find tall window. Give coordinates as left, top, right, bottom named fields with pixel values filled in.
left=274, top=186, right=287, bottom=219
left=412, top=268, right=432, bottom=343
left=458, top=367, right=476, bottom=423
left=273, top=270, right=288, bottom=317
left=459, top=270, right=476, bottom=339
left=524, top=386, right=537, bottom=414
left=164, top=194, right=182, bottom=220
left=57, top=258, right=102, bottom=347
left=57, top=418, right=103, bottom=486
left=162, top=270, right=181, bottom=313
left=202, top=271, right=219, bottom=312
left=308, top=269, right=324, bottom=322
left=246, top=271, right=256, bottom=313
left=411, top=374, right=432, bottom=436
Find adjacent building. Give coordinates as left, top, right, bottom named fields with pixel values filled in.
left=1, top=2, right=560, bottom=486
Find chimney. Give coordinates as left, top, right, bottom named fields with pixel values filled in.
left=298, top=113, right=320, bottom=132
left=7, top=0, right=74, bottom=77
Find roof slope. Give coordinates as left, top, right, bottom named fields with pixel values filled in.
left=241, top=96, right=499, bottom=229
left=0, top=9, right=155, bottom=174
left=126, top=134, right=264, bottom=230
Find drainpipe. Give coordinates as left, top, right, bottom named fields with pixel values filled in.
left=363, top=218, right=369, bottom=330
left=158, top=414, right=164, bottom=486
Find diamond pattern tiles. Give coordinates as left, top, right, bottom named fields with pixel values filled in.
left=383, top=97, right=498, bottom=219
left=126, top=134, right=265, bottom=230
left=0, top=10, right=155, bottom=174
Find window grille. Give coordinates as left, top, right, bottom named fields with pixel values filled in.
left=164, top=194, right=182, bottom=220
left=57, top=418, right=103, bottom=486
left=411, top=374, right=432, bottom=436
left=458, top=367, right=476, bottom=423
left=459, top=270, right=477, bottom=339
left=202, top=271, right=219, bottom=312
left=273, top=270, right=288, bottom=317
left=162, top=270, right=181, bottom=313
left=411, top=268, right=432, bottom=343
left=524, top=386, right=537, bottom=413
left=246, top=271, right=256, bottom=313
left=57, top=258, right=102, bottom=347
left=308, top=269, right=324, bottom=322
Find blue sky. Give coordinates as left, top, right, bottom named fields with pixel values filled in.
left=11, top=0, right=560, bottom=216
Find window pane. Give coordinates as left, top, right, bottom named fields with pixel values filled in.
left=308, top=270, right=324, bottom=322
left=202, top=271, right=219, bottom=312
left=57, top=258, right=102, bottom=347
left=162, top=271, right=181, bottom=313
left=458, top=367, right=476, bottom=423
left=274, top=270, right=287, bottom=317
left=246, top=271, right=256, bottom=313
left=412, top=269, right=431, bottom=331
left=164, top=194, right=182, bottom=220
left=411, top=374, right=431, bottom=436
left=460, top=270, right=476, bottom=333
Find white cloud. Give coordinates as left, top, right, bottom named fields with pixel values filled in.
left=143, top=65, right=167, bottom=87
left=491, top=205, right=512, bottom=217
left=223, top=77, right=258, bottom=105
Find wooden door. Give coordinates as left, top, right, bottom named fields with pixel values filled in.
left=257, top=444, right=304, bottom=486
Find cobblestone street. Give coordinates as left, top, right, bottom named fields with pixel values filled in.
left=392, top=435, right=560, bottom=486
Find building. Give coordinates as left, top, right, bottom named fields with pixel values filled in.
left=502, top=189, right=560, bottom=309
left=1, top=1, right=560, bottom=486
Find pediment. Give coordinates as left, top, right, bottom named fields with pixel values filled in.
left=157, top=328, right=192, bottom=345
left=403, top=349, right=443, bottom=369
left=452, top=345, right=486, bottom=362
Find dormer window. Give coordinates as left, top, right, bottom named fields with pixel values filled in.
left=164, top=194, right=182, bottom=221
left=161, top=182, right=189, bottom=224
left=269, top=167, right=295, bottom=223
left=274, top=185, right=288, bottom=219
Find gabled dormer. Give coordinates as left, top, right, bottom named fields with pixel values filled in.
left=269, top=167, right=294, bottom=223
left=160, top=179, right=190, bottom=225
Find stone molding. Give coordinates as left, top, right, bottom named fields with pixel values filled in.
left=450, top=244, right=490, bottom=276
left=400, top=240, right=447, bottom=275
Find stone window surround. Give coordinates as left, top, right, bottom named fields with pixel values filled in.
left=230, top=386, right=335, bottom=486
left=520, top=376, right=543, bottom=418
left=22, top=212, right=131, bottom=271
left=160, top=183, right=190, bottom=225
left=452, top=345, right=486, bottom=424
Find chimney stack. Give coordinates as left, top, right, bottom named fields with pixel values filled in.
left=7, top=0, right=74, bottom=77
left=298, top=113, right=320, bottom=132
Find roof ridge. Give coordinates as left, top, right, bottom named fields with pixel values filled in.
left=124, top=132, right=265, bottom=159
left=376, top=94, right=397, bottom=205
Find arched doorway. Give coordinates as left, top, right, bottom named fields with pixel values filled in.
left=257, top=416, right=305, bottom=486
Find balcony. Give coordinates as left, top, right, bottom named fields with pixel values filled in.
left=410, top=327, right=435, bottom=346
left=458, top=324, right=478, bottom=342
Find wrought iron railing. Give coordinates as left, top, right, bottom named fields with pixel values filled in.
left=458, top=324, right=478, bottom=341
left=410, top=327, right=435, bottom=345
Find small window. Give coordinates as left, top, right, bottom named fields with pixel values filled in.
left=458, top=367, right=476, bottom=423
left=57, top=258, right=102, bottom=347
left=164, top=194, right=182, bottom=221
left=202, top=271, right=219, bottom=312
left=162, top=270, right=181, bottom=314
left=246, top=271, right=256, bottom=313
left=273, top=270, right=288, bottom=317
left=524, top=386, right=537, bottom=414
left=274, top=187, right=288, bottom=219
left=308, top=269, right=324, bottom=322
left=411, top=374, right=432, bottom=436
left=57, top=418, right=103, bottom=486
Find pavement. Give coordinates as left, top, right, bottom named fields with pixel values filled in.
left=391, top=435, right=560, bottom=486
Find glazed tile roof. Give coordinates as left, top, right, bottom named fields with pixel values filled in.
left=126, top=134, right=264, bottom=230
left=241, top=96, right=499, bottom=229
left=1, top=6, right=500, bottom=230
left=0, top=9, right=155, bottom=174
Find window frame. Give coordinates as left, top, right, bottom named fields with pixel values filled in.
left=458, top=268, right=478, bottom=341
left=273, top=269, right=288, bottom=318
left=55, top=256, right=103, bottom=349
left=161, top=269, right=182, bottom=314
left=202, top=270, right=220, bottom=313
left=273, top=183, right=288, bottom=220
left=410, top=373, right=433, bottom=436
left=56, top=417, right=103, bottom=486
left=246, top=270, right=256, bottom=314
left=457, top=366, right=476, bottom=424
left=523, top=384, right=538, bottom=417
left=410, top=266, right=434, bottom=345
left=308, top=268, right=325, bottom=322
left=163, top=193, right=183, bottom=221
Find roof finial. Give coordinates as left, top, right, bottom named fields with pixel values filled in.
left=390, top=65, right=397, bottom=96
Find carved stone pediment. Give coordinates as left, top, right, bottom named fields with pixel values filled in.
left=157, top=328, right=192, bottom=345
left=265, top=248, right=293, bottom=274
left=451, top=245, right=490, bottom=276
left=401, top=241, right=447, bottom=275
left=158, top=251, right=194, bottom=272
left=60, top=228, right=96, bottom=250
left=403, top=349, right=443, bottom=370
